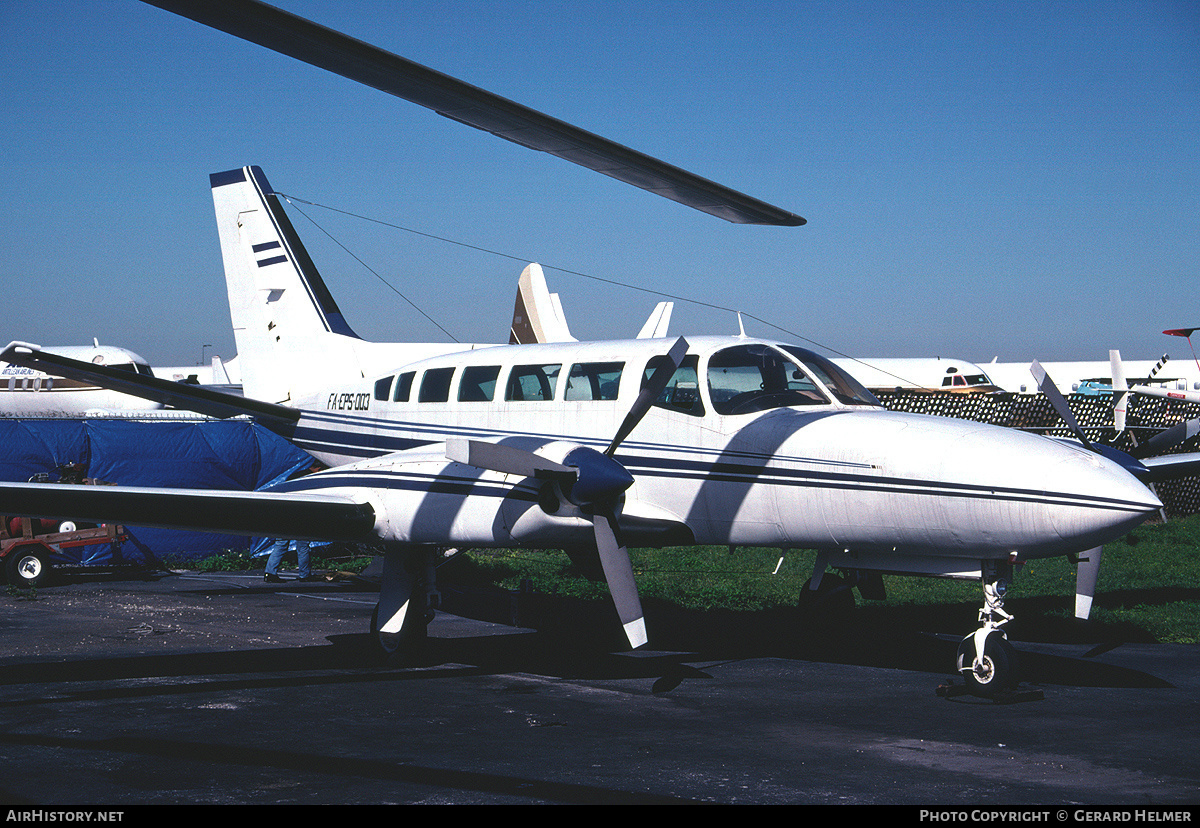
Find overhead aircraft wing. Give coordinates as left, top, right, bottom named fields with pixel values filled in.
left=0, top=481, right=375, bottom=542
left=140, top=0, right=805, bottom=226
left=1, top=342, right=297, bottom=424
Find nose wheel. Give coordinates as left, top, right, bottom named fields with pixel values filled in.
left=953, top=560, right=1023, bottom=699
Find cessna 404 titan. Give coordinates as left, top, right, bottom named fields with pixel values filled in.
left=0, top=0, right=1186, bottom=697
left=0, top=166, right=1174, bottom=697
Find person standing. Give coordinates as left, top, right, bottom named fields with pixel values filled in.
left=263, top=538, right=315, bottom=582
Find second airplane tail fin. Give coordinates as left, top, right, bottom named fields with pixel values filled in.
left=509, top=263, right=576, bottom=345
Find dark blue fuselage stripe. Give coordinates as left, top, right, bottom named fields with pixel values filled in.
left=284, top=440, right=1149, bottom=515
left=286, top=414, right=1151, bottom=514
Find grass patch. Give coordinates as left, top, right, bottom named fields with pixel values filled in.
left=168, top=518, right=1200, bottom=644
left=445, top=516, right=1200, bottom=645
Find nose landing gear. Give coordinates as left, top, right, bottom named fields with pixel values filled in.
left=942, top=560, right=1040, bottom=701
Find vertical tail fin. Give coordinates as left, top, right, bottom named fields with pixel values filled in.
left=508, top=263, right=576, bottom=344
left=1110, top=350, right=1128, bottom=435
left=211, top=166, right=365, bottom=403
left=637, top=302, right=673, bottom=339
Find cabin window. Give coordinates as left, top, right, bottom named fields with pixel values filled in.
left=566, top=362, right=624, bottom=401
left=418, top=367, right=455, bottom=403
left=708, top=345, right=830, bottom=415
left=393, top=371, right=414, bottom=402
left=642, top=354, right=704, bottom=416
left=506, top=364, right=561, bottom=401
left=374, top=375, right=394, bottom=401
left=459, top=365, right=501, bottom=402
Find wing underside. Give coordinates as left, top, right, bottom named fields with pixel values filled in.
left=0, top=481, right=376, bottom=543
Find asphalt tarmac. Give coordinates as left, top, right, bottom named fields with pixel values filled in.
left=1, top=568, right=1198, bottom=807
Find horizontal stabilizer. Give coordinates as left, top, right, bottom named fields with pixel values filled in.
left=142, top=0, right=805, bottom=226
left=1, top=342, right=298, bottom=424
left=0, top=481, right=375, bottom=542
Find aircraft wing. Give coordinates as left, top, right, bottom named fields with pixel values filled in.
left=140, top=0, right=804, bottom=227
left=0, top=481, right=375, bottom=542
left=1, top=342, right=297, bottom=424
left=1140, top=452, right=1200, bottom=481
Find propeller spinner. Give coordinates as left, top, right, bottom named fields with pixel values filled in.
left=446, top=337, right=688, bottom=648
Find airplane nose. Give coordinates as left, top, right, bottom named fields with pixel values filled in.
left=1044, top=441, right=1162, bottom=549
left=764, top=411, right=1161, bottom=558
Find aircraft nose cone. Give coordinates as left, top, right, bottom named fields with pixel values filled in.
left=1044, top=441, right=1162, bottom=549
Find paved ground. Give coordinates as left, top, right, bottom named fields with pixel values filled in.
left=0, top=568, right=1198, bottom=806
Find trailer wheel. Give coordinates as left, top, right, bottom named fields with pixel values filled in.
left=7, top=545, right=49, bottom=588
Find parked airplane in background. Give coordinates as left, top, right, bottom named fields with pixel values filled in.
left=0, top=341, right=164, bottom=416
left=986, top=347, right=1200, bottom=396
left=1, top=165, right=1182, bottom=699
left=510, top=263, right=1000, bottom=393
left=155, top=355, right=241, bottom=390
left=0, top=340, right=241, bottom=416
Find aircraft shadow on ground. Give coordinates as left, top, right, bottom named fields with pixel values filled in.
left=0, top=579, right=1181, bottom=696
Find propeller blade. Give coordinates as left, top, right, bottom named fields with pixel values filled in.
left=446, top=438, right=573, bottom=479
left=593, top=512, right=647, bottom=649
left=1030, top=360, right=1091, bottom=449
left=606, top=337, right=689, bottom=457
left=1075, top=546, right=1103, bottom=620
left=1133, top=418, right=1200, bottom=459
left=140, top=0, right=805, bottom=226
left=1110, top=350, right=1128, bottom=435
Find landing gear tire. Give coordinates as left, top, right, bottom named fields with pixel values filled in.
left=799, top=573, right=855, bottom=613
left=6, top=546, right=49, bottom=588
left=371, top=601, right=429, bottom=665
left=797, top=573, right=856, bottom=638
left=957, top=633, right=1019, bottom=698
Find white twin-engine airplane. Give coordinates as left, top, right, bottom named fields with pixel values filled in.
left=0, top=165, right=1181, bottom=698
left=0, top=341, right=164, bottom=416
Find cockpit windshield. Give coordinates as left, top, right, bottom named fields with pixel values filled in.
left=707, top=344, right=830, bottom=415
left=779, top=346, right=880, bottom=406
left=706, top=344, right=880, bottom=415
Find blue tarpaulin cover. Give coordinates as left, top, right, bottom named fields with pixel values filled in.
left=0, top=418, right=313, bottom=564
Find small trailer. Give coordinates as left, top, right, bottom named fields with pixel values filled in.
left=1, top=516, right=127, bottom=588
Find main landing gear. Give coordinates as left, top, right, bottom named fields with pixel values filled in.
left=371, top=546, right=440, bottom=664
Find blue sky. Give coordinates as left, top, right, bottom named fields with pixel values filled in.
left=2, top=1, right=1197, bottom=369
